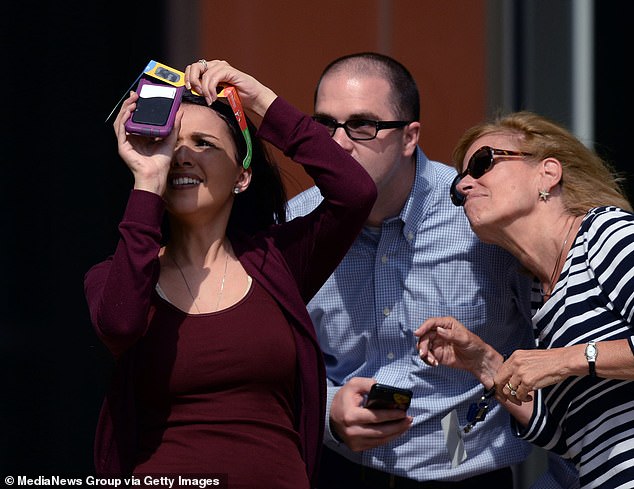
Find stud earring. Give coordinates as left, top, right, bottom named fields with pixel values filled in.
left=539, top=189, right=550, bottom=202
left=233, top=187, right=241, bottom=195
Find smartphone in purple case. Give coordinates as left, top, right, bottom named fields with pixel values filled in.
left=125, top=77, right=184, bottom=137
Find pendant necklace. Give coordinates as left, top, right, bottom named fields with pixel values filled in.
left=541, top=216, right=577, bottom=299
left=170, top=252, right=229, bottom=313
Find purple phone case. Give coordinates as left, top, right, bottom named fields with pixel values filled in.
left=124, top=77, right=184, bottom=138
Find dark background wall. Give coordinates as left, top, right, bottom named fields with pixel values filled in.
left=2, top=1, right=167, bottom=474
left=1, top=0, right=630, bottom=478
left=595, top=2, right=632, bottom=200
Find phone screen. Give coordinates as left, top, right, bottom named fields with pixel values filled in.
left=132, top=83, right=178, bottom=126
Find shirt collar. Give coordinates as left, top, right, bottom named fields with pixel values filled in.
left=397, top=147, right=437, bottom=243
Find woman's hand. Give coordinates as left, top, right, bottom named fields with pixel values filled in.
left=113, top=92, right=181, bottom=195
left=494, top=348, right=573, bottom=404
left=184, top=59, right=277, bottom=117
left=414, top=316, right=503, bottom=388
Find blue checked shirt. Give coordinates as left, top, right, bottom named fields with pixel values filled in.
left=287, top=148, right=536, bottom=482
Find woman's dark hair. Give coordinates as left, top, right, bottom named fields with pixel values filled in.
left=181, top=91, right=287, bottom=235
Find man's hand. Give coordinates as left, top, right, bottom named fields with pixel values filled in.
left=329, top=377, right=413, bottom=452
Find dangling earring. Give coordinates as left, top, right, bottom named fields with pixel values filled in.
left=539, top=189, right=550, bottom=202
left=233, top=187, right=241, bottom=195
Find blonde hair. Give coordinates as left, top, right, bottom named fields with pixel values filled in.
left=452, top=111, right=632, bottom=214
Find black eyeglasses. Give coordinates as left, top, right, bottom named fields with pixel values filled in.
left=312, top=116, right=411, bottom=141
left=450, top=146, right=533, bottom=206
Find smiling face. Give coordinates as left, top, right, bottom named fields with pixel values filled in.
left=456, top=134, right=540, bottom=241
left=164, top=104, right=250, bottom=222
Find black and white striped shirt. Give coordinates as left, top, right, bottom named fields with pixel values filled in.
left=519, top=206, right=634, bottom=488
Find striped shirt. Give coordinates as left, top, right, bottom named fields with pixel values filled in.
left=287, top=149, right=537, bottom=482
left=519, top=206, right=634, bottom=488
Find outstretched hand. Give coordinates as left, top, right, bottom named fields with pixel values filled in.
left=414, top=316, right=502, bottom=387
left=185, top=59, right=277, bottom=117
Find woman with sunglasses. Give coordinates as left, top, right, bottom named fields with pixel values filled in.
left=415, top=111, right=634, bottom=488
left=84, top=60, right=376, bottom=488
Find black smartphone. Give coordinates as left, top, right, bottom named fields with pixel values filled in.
left=364, top=383, right=413, bottom=411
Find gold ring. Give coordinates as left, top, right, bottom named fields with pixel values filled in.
left=198, top=59, right=208, bottom=72
left=506, top=382, right=517, bottom=396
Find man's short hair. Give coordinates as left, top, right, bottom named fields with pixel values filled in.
left=315, top=52, right=420, bottom=122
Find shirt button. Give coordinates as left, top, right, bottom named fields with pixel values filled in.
left=381, top=255, right=388, bottom=264
left=387, top=352, right=395, bottom=360
left=407, top=231, right=414, bottom=241
left=383, top=307, right=390, bottom=316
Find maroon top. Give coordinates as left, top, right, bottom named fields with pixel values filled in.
left=133, top=280, right=308, bottom=488
left=84, top=97, right=376, bottom=487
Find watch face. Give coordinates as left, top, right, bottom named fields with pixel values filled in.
left=586, top=344, right=597, bottom=358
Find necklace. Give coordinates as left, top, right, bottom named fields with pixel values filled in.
left=541, top=216, right=577, bottom=298
left=170, top=252, right=229, bottom=313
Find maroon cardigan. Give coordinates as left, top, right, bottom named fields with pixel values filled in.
left=84, top=97, right=376, bottom=486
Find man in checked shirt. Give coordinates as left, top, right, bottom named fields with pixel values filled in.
left=287, top=52, right=578, bottom=489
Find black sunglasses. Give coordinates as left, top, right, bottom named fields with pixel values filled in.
left=450, top=146, right=533, bottom=206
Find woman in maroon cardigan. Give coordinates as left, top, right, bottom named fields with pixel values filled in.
left=84, top=60, right=376, bottom=488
